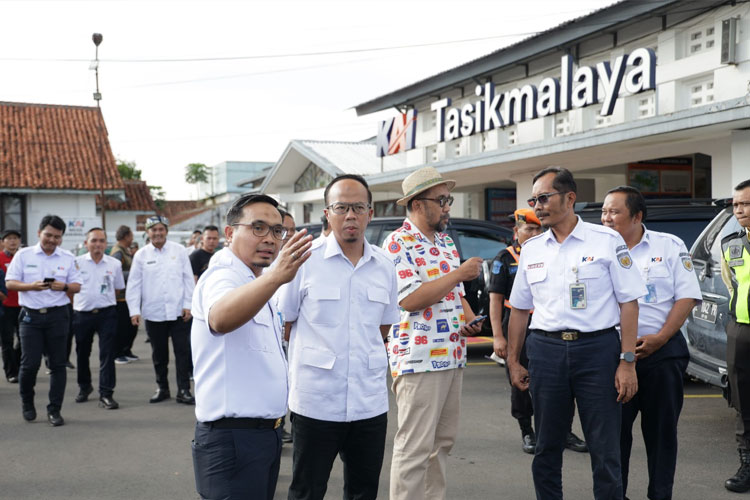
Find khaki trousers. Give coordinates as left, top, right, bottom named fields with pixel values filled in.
left=389, top=368, right=463, bottom=500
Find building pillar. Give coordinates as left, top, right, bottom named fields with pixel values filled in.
left=511, top=172, right=535, bottom=209
left=729, top=130, right=750, bottom=191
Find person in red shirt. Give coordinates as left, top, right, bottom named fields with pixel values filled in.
left=0, top=229, right=22, bottom=383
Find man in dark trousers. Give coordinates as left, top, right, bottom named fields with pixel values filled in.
left=111, top=225, right=139, bottom=365
left=0, top=229, right=22, bottom=383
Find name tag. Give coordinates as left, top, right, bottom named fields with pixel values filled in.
left=146, top=260, right=157, bottom=265
left=729, top=258, right=744, bottom=267
left=644, top=283, right=658, bottom=304
left=570, top=283, right=586, bottom=309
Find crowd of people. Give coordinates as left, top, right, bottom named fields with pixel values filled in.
left=2, top=166, right=750, bottom=500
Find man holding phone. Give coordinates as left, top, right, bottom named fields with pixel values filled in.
left=5, top=215, right=82, bottom=426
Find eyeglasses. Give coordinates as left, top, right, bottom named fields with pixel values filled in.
left=326, top=202, right=371, bottom=215
left=232, top=221, right=288, bottom=240
left=415, top=196, right=454, bottom=208
left=527, top=192, right=565, bottom=207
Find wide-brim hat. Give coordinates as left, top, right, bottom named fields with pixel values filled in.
left=396, top=167, right=456, bottom=206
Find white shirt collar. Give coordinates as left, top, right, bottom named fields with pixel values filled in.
left=322, top=234, right=374, bottom=266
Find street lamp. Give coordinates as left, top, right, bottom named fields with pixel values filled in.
left=91, top=33, right=106, bottom=230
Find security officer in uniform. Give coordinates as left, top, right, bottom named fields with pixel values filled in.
left=490, top=208, right=587, bottom=455
left=5, top=215, right=82, bottom=426
left=507, top=167, right=646, bottom=500
left=722, top=179, right=750, bottom=492
left=602, top=186, right=701, bottom=500
left=72, top=227, right=125, bottom=410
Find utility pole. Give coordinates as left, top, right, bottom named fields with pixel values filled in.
left=91, top=33, right=106, bottom=230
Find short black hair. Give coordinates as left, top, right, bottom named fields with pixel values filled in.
left=226, top=194, right=280, bottom=226
left=39, top=215, right=66, bottom=234
left=533, top=167, right=577, bottom=195
left=278, top=208, right=291, bottom=219
left=203, top=225, right=219, bottom=233
left=86, top=227, right=105, bottom=237
left=192, top=230, right=202, bottom=235
left=735, top=179, right=750, bottom=191
left=115, top=225, right=132, bottom=241
left=606, top=185, right=647, bottom=220
left=323, top=174, right=372, bottom=206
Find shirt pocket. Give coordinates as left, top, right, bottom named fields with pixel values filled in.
left=295, top=346, right=337, bottom=394
left=305, top=285, right=341, bottom=326
left=576, top=263, right=609, bottom=300
left=363, top=287, right=390, bottom=325
left=646, top=264, right=672, bottom=304
left=526, top=267, right=548, bottom=293
left=361, top=350, right=388, bottom=396
left=247, top=309, right=275, bottom=352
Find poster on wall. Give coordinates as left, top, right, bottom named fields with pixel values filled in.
left=485, top=188, right=516, bottom=227
left=628, top=159, right=692, bottom=198
left=61, top=216, right=102, bottom=253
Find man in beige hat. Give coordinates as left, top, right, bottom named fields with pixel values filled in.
left=382, top=166, right=484, bottom=500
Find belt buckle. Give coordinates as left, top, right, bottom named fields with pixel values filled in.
left=561, top=331, right=578, bottom=341
left=92, top=309, right=99, bottom=314
left=274, top=417, right=282, bottom=429
left=39, top=308, right=48, bottom=314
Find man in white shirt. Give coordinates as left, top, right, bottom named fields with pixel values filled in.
left=507, top=167, right=646, bottom=499
left=280, top=175, right=400, bottom=500
left=191, top=194, right=313, bottom=500
left=126, top=215, right=195, bottom=405
left=72, top=228, right=125, bottom=410
left=5, top=215, right=82, bottom=426
left=602, top=186, right=701, bottom=500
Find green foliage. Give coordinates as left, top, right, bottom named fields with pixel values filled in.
left=185, top=162, right=209, bottom=184
left=149, top=185, right=166, bottom=211
left=117, top=158, right=142, bottom=180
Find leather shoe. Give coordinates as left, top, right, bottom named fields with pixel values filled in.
left=47, top=411, right=65, bottom=427
left=566, top=432, right=588, bottom=453
left=149, top=388, right=171, bottom=403
left=99, top=395, right=120, bottom=410
left=22, top=404, right=36, bottom=422
left=522, top=432, right=536, bottom=454
left=7, top=375, right=18, bottom=383
left=75, top=385, right=94, bottom=403
left=176, top=389, right=195, bottom=405
left=281, top=429, right=293, bottom=444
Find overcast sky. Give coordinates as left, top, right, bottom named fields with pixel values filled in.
left=0, top=0, right=612, bottom=199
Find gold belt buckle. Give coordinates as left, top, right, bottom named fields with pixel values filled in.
left=561, top=331, right=578, bottom=341
left=274, top=417, right=282, bottom=429
left=39, top=308, right=48, bottom=314
left=92, top=309, right=99, bottom=314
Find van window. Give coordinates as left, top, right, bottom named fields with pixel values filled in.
left=454, top=230, right=508, bottom=260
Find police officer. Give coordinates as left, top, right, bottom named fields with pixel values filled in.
left=5, top=215, right=82, bottom=426
left=722, top=179, right=750, bottom=492
left=507, top=167, right=646, bottom=500
left=72, top=228, right=125, bottom=410
left=602, top=186, right=701, bottom=500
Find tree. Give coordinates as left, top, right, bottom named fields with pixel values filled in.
left=117, top=158, right=142, bottom=180
left=149, top=185, right=166, bottom=211
left=185, top=163, right=209, bottom=184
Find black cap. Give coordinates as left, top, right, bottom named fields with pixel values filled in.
left=1, top=229, right=21, bottom=240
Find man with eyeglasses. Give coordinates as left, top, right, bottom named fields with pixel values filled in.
left=191, top=194, right=312, bottom=500
left=721, top=179, right=750, bottom=492
left=279, top=174, right=399, bottom=500
left=506, top=167, right=646, bottom=500
left=383, top=166, right=485, bottom=500
left=126, top=215, right=196, bottom=405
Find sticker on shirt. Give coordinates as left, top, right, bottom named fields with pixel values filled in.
left=388, top=241, right=401, bottom=253
left=644, top=283, right=658, bottom=304
left=617, top=252, right=633, bottom=269
left=570, top=283, right=586, bottom=309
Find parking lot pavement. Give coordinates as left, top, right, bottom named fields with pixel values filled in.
left=0, top=338, right=742, bottom=500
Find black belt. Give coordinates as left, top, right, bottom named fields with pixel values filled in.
left=22, top=305, right=66, bottom=315
left=76, top=306, right=115, bottom=314
left=206, top=417, right=282, bottom=430
left=532, top=327, right=616, bottom=341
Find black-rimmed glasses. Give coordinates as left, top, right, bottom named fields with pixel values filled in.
left=527, top=191, right=565, bottom=207
left=232, top=221, right=288, bottom=240
left=415, top=196, right=454, bottom=208
left=326, top=202, right=371, bottom=215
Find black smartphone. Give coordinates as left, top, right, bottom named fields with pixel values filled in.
left=43, top=277, right=55, bottom=284
left=468, top=315, right=487, bottom=327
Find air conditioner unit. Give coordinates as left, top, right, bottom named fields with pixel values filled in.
left=721, top=18, right=738, bottom=65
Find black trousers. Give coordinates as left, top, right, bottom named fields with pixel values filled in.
left=621, top=333, right=688, bottom=500
left=504, top=330, right=534, bottom=421
left=192, top=421, right=282, bottom=500
left=18, top=306, right=68, bottom=412
left=65, top=304, right=74, bottom=361
left=73, top=307, right=117, bottom=397
left=145, top=318, right=191, bottom=392
left=727, top=319, right=750, bottom=449
left=114, top=301, right=138, bottom=357
left=288, top=412, right=387, bottom=500
left=1, top=305, right=21, bottom=379
left=527, top=329, right=623, bottom=500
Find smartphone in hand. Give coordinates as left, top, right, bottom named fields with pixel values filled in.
left=468, top=315, right=487, bottom=327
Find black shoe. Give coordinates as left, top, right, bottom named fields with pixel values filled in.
left=149, top=388, right=171, bottom=403
left=47, top=411, right=65, bottom=427
left=522, top=433, right=536, bottom=454
left=65, top=361, right=75, bottom=369
left=22, top=404, right=36, bottom=422
left=566, top=432, right=588, bottom=453
left=99, top=395, right=119, bottom=410
left=176, top=389, right=195, bottom=405
left=726, top=449, right=750, bottom=492
left=7, top=375, right=18, bottom=383
left=281, top=429, right=293, bottom=444
left=75, top=386, right=94, bottom=403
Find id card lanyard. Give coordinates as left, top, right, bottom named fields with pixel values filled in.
left=643, top=263, right=657, bottom=304
left=570, top=265, right=586, bottom=309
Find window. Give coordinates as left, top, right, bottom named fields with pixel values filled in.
left=508, top=128, right=518, bottom=146
left=555, top=116, right=570, bottom=137
left=454, top=229, right=509, bottom=260
left=689, top=78, right=715, bottom=107
left=638, top=96, right=655, bottom=118
left=1, top=194, right=25, bottom=241
left=373, top=200, right=405, bottom=218
left=686, top=25, right=716, bottom=56
left=426, top=145, right=438, bottom=163
left=708, top=212, right=742, bottom=265
left=294, top=163, right=333, bottom=193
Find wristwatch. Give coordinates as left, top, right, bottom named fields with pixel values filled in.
left=63, top=284, right=69, bottom=292
left=619, top=351, right=636, bottom=363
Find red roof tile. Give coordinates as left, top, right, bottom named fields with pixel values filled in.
left=0, top=101, right=123, bottom=191
left=98, top=180, right=157, bottom=212
left=161, top=200, right=211, bottom=226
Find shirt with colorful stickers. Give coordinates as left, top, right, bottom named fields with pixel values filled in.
left=382, top=218, right=466, bottom=377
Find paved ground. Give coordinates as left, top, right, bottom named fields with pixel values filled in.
left=0, top=332, right=742, bottom=499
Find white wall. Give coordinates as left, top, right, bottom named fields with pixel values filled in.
left=26, top=193, right=99, bottom=251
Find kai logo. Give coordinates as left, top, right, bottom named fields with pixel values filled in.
left=376, top=110, right=417, bottom=157
left=651, top=257, right=662, bottom=263
left=581, top=256, right=594, bottom=262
